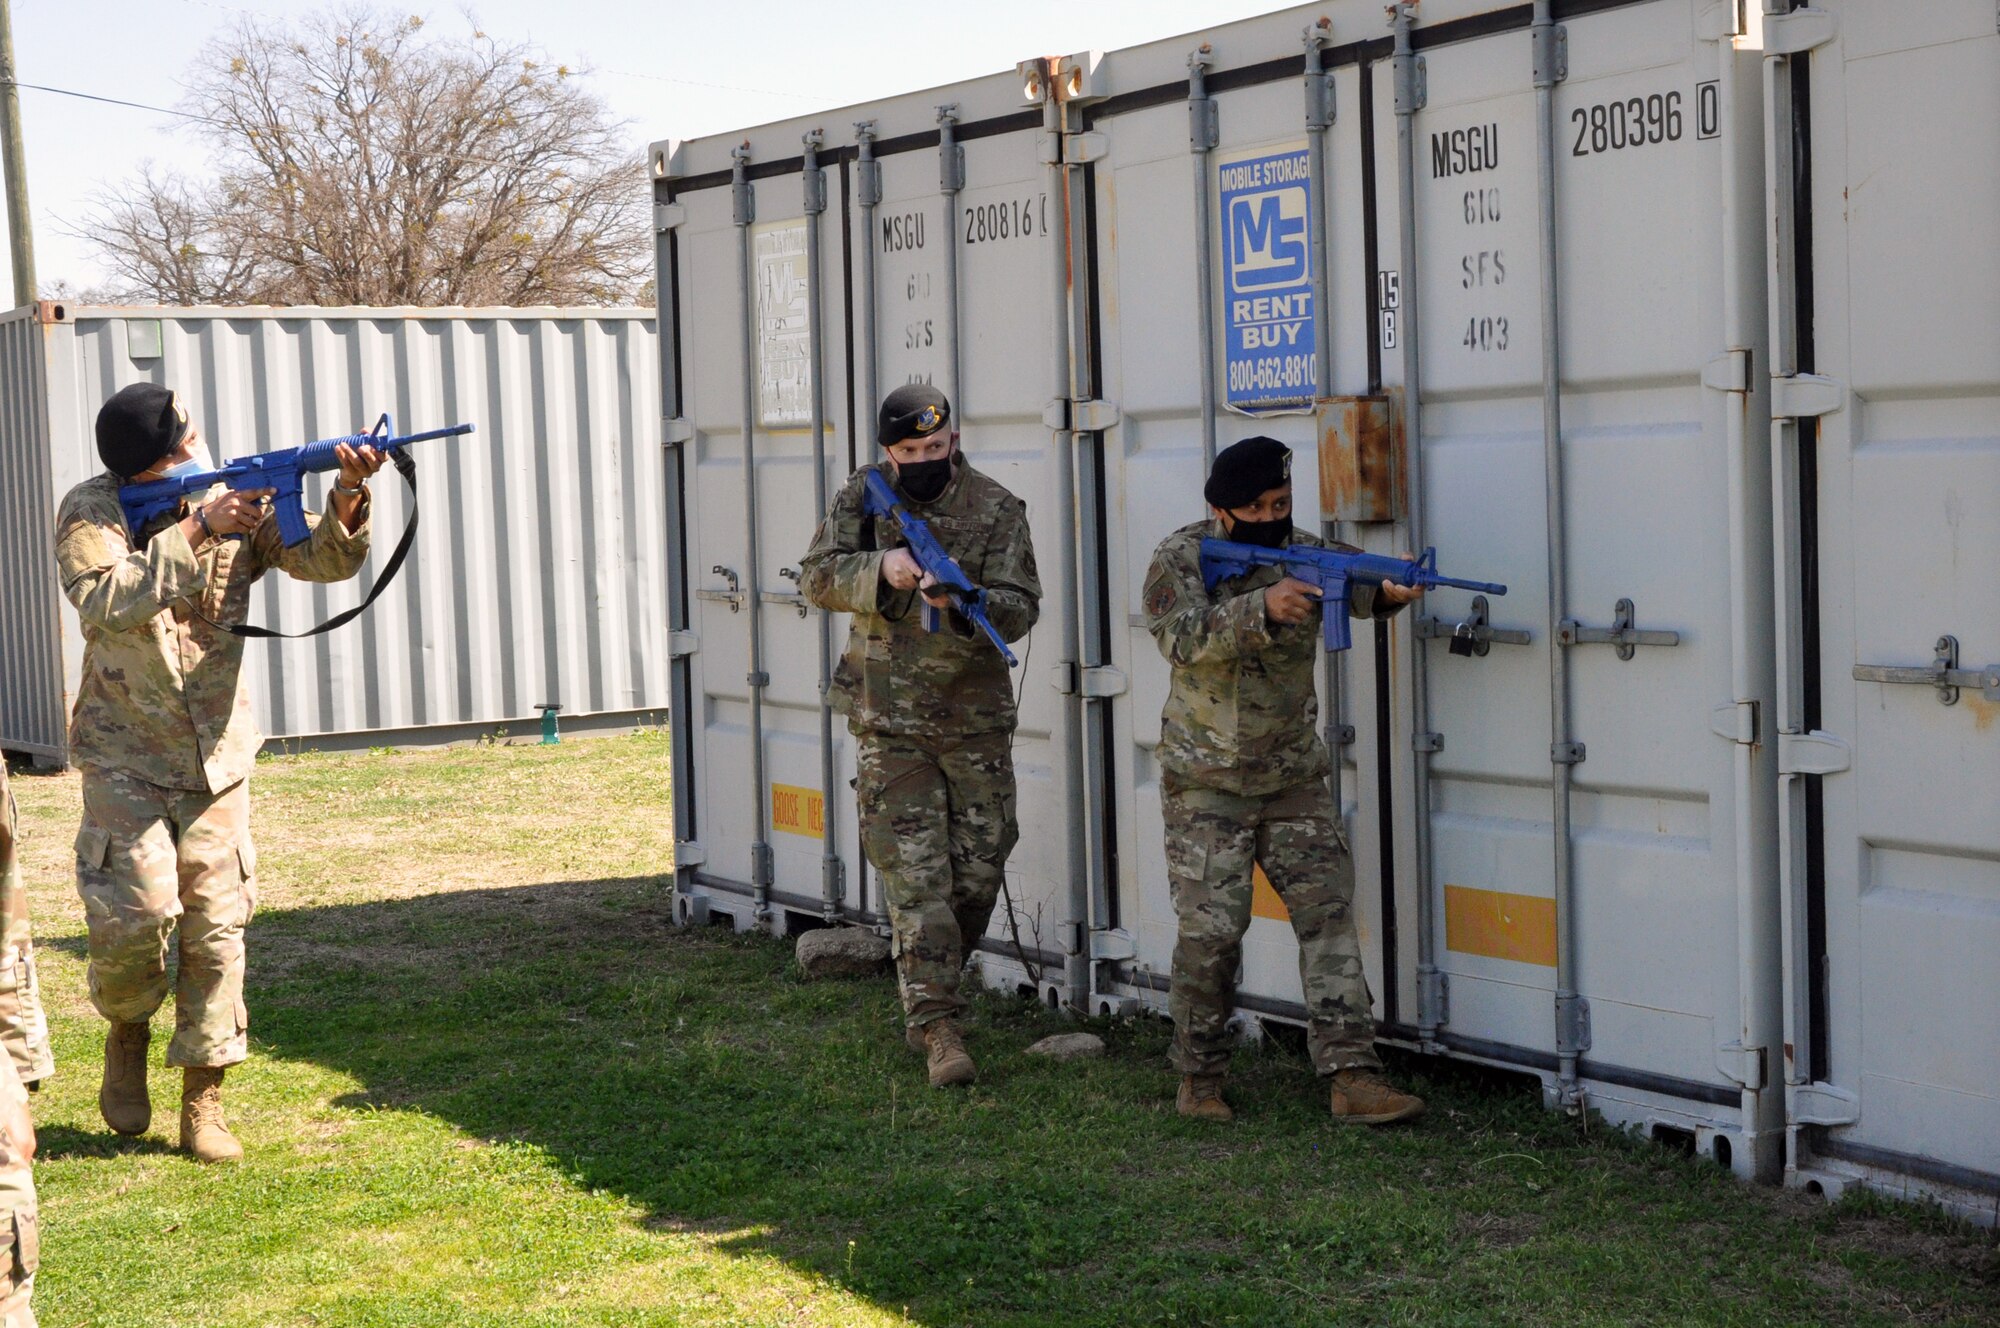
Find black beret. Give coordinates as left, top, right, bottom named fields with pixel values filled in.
left=1204, top=435, right=1293, bottom=510
left=96, top=382, right=188, bottom=478
left=877, top=382, right=951, bottom=447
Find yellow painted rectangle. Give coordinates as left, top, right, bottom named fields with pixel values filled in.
left=770, top=783, right=825, bottom=838
left=1444, top=884, right=1556, bottom=966
left=1251, top=864, right=1290, bottom=921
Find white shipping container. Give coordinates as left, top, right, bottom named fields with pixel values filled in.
left=652, top=0, right=1998, bottom=1219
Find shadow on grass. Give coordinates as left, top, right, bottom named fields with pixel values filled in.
left=235, top=874, right=2000, bottom=1328
left=36, top=1124, right=180, bottom=1162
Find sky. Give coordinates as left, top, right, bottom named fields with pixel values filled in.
left=5, top=0, right=1295, bottom=296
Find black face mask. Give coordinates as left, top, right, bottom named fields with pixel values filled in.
left=1226, top=513, right=1292, bottom=548
left=896, top=455, right=954, bottom=503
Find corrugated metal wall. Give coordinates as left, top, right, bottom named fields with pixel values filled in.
left=0, top=308, right=62, bottom=759
left=0, top=304, right=664, bottom=760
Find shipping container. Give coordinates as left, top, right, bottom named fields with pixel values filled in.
left=1762, top=1, right=2000, bottom=1220
left=652, top=0, right=1998, bottom=1219
left=0, top=303, right=665, bottom=764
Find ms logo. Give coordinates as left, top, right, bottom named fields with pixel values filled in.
left=1227, top=190, right=1307, bottom=289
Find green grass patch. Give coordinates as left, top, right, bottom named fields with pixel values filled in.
left=7, top=733, right=1997, bottom=1326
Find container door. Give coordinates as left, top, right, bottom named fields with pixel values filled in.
left=866, top=99, right=1076, bottom=991
left=1772, top=0, right=2000, bottom=1206
left=1089, top=23, right=1380, bottom=1024
left=657, top=79, right=1078, bottom=973
left=657, top=140, right=863, bottom=928
left=1391, top=0, right=1778, bottom=1142
left=1094, top=1, right=1782, bottom=1162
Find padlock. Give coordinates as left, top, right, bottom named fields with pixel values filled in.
left=1448, top=621, right=1476, bottom=657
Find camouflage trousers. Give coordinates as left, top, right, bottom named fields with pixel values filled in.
left=1163, top=777, right=1380, bottom=1078
left=0, top=1056, right=34, bottom=1328
left=855, top=729, right=1018, bottom=1027
left=74, top=768, right=257, bottom=1068
left=0, top=770, right=52, bottom=1088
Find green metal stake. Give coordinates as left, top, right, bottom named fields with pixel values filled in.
left=537, top=703, right=562, bottom=745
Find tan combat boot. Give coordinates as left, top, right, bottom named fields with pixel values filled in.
left=1176, top=1073, right=1233, bottom=1122
left=922, top=1020, right=976, bottom=1088
left=99, top=1021, right=151, bottom=1136
left=180, top=1067, right=244, bottom=1163
left=1329, top=1068, right=1425, bottom=1125
left=905, top=1024, right=928, bottom=1056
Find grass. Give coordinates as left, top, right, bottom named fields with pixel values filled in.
left=5, top=731, right=1996, bottom=1327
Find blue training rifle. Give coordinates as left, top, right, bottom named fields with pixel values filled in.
left=119, top=413, right=474, bottom=548
left=1198, top=539, right=1507, bottom=652
left=860, top=468, right=1019, bottom=666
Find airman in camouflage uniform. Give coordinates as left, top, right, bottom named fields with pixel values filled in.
left=1145, top=436, right=1426, bottom=1125
left=55, top=382, right=382, bottom=1162
left=800, top=385, right=1040, bottom=1088
left=0, top=764, right=40, bottom=1325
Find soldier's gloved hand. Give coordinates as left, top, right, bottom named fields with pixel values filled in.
left=1264, top=576, right=1322, bottom=625
left=199, top=487, right=277, bottom=537
left=882, top=548, right=923, bottom=592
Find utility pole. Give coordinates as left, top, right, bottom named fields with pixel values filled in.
left=0, top=0, right=35, bottom=307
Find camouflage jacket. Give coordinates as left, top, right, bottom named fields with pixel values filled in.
left=800, top=455, right=1040, bottom=738
left=1144, top=519, right=1405, bottom=797
left=55, top=472, right=371, bottom=792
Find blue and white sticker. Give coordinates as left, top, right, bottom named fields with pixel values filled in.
left=1219, top=145, right=1315, bottom=408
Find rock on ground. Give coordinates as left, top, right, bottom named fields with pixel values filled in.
left=1025, top=1032, right=1105, bottom=1062
left=794, top=927, right=891, bottom=980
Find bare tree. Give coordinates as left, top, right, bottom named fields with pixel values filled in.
left=73, top=8, right=648, bottom=306
left=75, top=165, right=268, bottom=304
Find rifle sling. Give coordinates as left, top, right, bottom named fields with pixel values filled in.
left=198, top=448, right=421, bottom=640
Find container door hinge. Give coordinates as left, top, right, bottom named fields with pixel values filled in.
left=1715, top=1041, right=1767, bottom=1091
left=1771, top=372, right=1844, bottom=418
left=674, top=841, right=707, bottom=869
left=1089, top=929, right=1138, bottom=962
left=1413, top=732, right=1444, bottom=754
left=1551, top=740, right=1586, bottom=765
left=1081, top=666, right=1128, bottom=699
left=668, top=630, right=700, bottom=659
left=662, top=417, right=693, bottom=446
left=1792, top=1080, right=1860, bottom=1126
left=1709, top=700, right=1759, bottom=745
left=1777, top=729, right=1851, bottom=776
left=1065, top=131, right=1111, bottom=164
left=654, top=203, right=688, bottom=233
left=1052, top=664, right=1127, bottom=700
left=1763, top=6, right=1837, bottom=56
left=1695, top=0, right=1748, bottom=41
left=1072, top=398, right=1120, bottom=432
left=1702, top=348, right=1750, bottom=392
